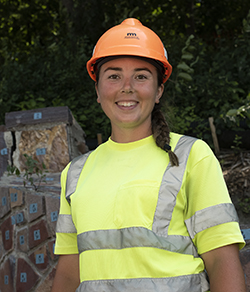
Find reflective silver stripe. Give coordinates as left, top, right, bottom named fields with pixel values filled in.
left=77, top=227, right=197, bottom=256
left=56, top=214, right=77, bottom=233
left=152, top=136, right=197, bottom=235
left=75, top=272, right=209, bottom=292
left=66, top=152, right=92, bottom=203
left=185, top=203, right=239, bottom=239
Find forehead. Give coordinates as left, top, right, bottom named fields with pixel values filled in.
left=100, top=57, right=157, bottom=72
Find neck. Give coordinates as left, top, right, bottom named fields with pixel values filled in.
left=110, top=125, right=152, bottom=143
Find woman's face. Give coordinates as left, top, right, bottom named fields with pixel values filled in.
left=95, top=57, right=164, bottom=137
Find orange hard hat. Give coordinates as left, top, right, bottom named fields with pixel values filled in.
left=86, top=18, right=172, bottom=83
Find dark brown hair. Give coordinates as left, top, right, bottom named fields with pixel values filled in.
left=151, top=103, right=179, bottom=166
left=152, top=67, right=179, bottom=167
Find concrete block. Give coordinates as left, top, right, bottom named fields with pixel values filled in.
left=45, top=195, right=60, bottom=236
left=16, top=227, right=29, bottom=253
left=48, top=239, right=58, bottom=261
left=29, top=245, right=49, bottom=272
left=5, top=106, right=73, bottom=128
left=0, top=257, right=15, bottom=292
left=0, top=187, right=10, bottom=218
left=26, top=191, right=45, bottom=222
left=11, top=211, right=26, bottom=226
left=9, top=187, right=23, bottom=208
left=29, top=219, right=49, bottom=249
left=16, top=258, right=39, bottom=292
left=0, top=217, right=13, bottom=252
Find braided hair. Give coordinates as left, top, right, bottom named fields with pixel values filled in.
left=151, top=103, right=179, bottom=166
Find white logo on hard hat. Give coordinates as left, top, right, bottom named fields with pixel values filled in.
left=92, top=45, right=96, bottom=56
left=163, top=46, right=168, bottom=60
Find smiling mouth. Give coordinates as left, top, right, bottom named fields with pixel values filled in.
left=116, top=101, right=138, bottom=107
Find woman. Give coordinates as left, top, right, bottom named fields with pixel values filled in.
left=51, top=18, right=246, bottom=292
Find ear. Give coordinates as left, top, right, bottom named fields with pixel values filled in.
left=155, top=84, right=164, bottom=104
left=95, top=83, right=101, bottom=103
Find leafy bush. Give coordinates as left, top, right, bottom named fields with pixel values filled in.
left=164, top=15, right=250, bottom=146
left=0, top=38, right=110, bottom=139
left=1, top=9, right=250, bottom=146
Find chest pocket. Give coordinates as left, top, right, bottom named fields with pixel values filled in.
left=113, top=180, right=160, bottom=229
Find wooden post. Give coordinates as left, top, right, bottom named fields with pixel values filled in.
left=208, top=117, right=220, bottom=155
left=97, top=133, right=102, bottom=145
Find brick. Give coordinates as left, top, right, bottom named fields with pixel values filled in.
left=26, top=191, right=45, bottom=222
left=35, top=267, right=57, bottom=292
left=0, top=187, right=10, bottom=218
left=240, top=249, right=250, bottom=291
left=16, top=258, right=39, bottom=292
left=29, top=219, right=49, bottom=249
left=29, top=245, right=49, bottom=272
left=9, top=188, right=23, bottom=208
left=0, top=257, right=15, bottom=292
left=0, top=217, right=13, bottom=252
left=48, top=239, right=58, bottom=261
left=16, top=227, right=29, bottom=252
left=45, top=195, right=60, bottom=236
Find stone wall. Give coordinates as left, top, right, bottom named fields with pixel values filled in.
left=0, top=174, right=60, bottom=292
left=0, top=106, right=88, bottom=291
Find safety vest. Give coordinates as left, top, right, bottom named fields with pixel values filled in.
left=56, top=135, right=239, bottom=292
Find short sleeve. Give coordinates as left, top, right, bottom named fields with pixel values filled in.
left=54, top=164, right=79, bottom=255
left=184, top=140, right=245, bottom=254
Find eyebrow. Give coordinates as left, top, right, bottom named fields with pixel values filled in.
left=103, top=67, right=153, bottom=74
left=104, top=67, right=122, bottom=73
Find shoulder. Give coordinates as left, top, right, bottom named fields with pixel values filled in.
left=171, top=133, right=217, bottom=169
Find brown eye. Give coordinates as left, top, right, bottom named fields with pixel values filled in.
left=136, top=74, right=147, bottom=80
left=108, top=74, right=119, bottom=79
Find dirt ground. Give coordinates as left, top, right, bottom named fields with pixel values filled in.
left=220, top=150, right=250, bottom=226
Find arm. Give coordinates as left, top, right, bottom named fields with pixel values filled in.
left=51, top=254, right=80, bottom=292
left=201, top=244, right=246, bottom=292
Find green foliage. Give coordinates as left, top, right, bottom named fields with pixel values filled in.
left=239, top=198, right=250, bottom=214
left=225, top=93, right=250, bottom=128
left=7, top=154, right=48, bottom=191
left=231, top=134, right=243, bottom=153
left=1, top=1, right=250, bottom=145
left=164, top=11, right=250, bottom=146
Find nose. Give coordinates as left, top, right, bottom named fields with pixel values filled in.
left=121, top=77, right=134, bottom=94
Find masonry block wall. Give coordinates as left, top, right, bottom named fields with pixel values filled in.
left=0, top=106, right=89, bottom=291
left=0, top=175, right=61, bottom=292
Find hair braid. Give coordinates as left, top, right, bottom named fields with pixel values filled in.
left=151, top=103, right=179, bottom=166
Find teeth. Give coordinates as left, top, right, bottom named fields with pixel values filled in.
left=117, top=101, right=136, bottom=107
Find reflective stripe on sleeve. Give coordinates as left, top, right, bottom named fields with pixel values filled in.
left=66, top=152, right=92, bottom=204
left=75, top=272, right=209, bottom=292
left=56, top=214, right=77, bottom=233
left=77, top=227, right=198, bottom=256
left=185, top=203, right=239, bottom=239
left=152, top=136, right=197, bottom=236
